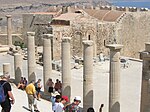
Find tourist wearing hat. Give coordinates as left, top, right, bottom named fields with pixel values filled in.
left=65, top=96, right=81, bottom=112
left=55, top=96, right=69, bottom=112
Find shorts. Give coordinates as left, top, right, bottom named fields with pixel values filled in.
left=48, top=87, right=53, bottom=93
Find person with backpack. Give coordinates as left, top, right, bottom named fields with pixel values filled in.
left=0, top=73, right=15, bottom=112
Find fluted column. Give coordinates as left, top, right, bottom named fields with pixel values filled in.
left=106, top=44, right=123, bottom=112
left=3, top=63, right=11, bottom=76
left=43, top=34, right=53, bottom=93
left=140, top=42, right=150, bottom=112
left=61, top=37, right=71, bottom=100
left=27, top=32, right=36, bottom=82
left=14, top=53, right=23, bottom=84
left=83, top=40, right=94, bottom=112
left=6, top=15, right=12, bottom=46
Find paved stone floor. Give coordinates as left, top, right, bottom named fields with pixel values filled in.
left=0, top=53, right=142, bottom=112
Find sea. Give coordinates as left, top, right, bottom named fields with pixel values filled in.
left=109, top=1, right=150, bottom=9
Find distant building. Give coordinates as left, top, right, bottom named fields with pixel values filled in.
left=7, top=5, right=150, bottom=60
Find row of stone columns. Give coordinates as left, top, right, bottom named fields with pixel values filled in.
left=4, top=14, right=123, bottom=112
left=61, top=38, right=123, bottom=112
left=4, top=14, right=149, bottom=112
left=61, top=37, right=94, bottom=112
left=14, top=31, right=123, bottom=112
left=3, top=14, right=150, bottom=112
left=4, top=28, right=123, bottom=112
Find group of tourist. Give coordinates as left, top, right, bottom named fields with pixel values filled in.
left=51, top=92, right=82, bottom=112
left=46, top=78, right=62, bottom=95
left=0, top=75, right=102, bottom=112
left=50, top=92, right=100, bottom=112
left=25, top=78, right=62, bottom=112
left=17, top=77, right=28, bottom=90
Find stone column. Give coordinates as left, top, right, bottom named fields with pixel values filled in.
left=61, top=37, right=71, bottom=100
left=14, top=53, right=23, bottom=84
left=126, top=7, right=129, bottom=12
left=140, top=42, right=150, bottom=112
left=67, top=6, right=72, bottom=13
left=111, top=6, right=116, bottom=10
left=6, top=15, right=12, bottom=46
left=3, top=63, right=11, bottom=76
left=83, top=40, right=94, bottom=112
left=43, top=34, right=53, bottom=93
left=27, top=32, right=36, bottom=82
left=106, top=44, right=123, bottom=112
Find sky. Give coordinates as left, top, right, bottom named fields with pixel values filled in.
left=107, top=0, right=149, bottom=1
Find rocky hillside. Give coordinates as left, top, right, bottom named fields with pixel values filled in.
left=0, top=0, right=109, bottom=36
left=0, top=0, right=110, bottom=15
left=0, top=0, right=110, bottom=30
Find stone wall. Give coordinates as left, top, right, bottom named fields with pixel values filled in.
left=52, top=15, right=97, bottom=60
left=96, top=11, right=150, bottom=59
left=21, top=7, right=150, bottom=60
left=22, top=13, right=53, bottom=46
left=116, top=12, right=150, bottom=58
left=97, top=22, right=116, bottom=55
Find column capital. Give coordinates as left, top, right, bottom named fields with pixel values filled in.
left=27, top=32, right=35, bottom=36
left=3, top=63, right=10, bottom=65
left=140, top=52, right=150, bottom=60
left=43, top=34, right=53, bottom=39
left=106, top=44, right=123, bottom=50
left=6, top=15, right=12, bottom=18
left=14, top=53, right=21, bottom=55
left=82, top=40, right=93, bottom=46
left=145, top=42, right=150, bottom=52
left=62, top=37, right=71, bottom=43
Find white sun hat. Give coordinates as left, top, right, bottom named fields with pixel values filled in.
left=74, top=96, right=81, bottom=101
left=51, top=91, right=60, bottom=97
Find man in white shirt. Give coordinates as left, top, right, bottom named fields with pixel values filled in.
left=52, top=94, right=61, bottom=112
left=50, top=91, right=60, bottom=111
left=55, top=96, right=69, bottom=112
